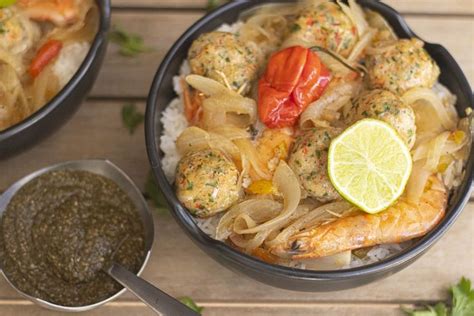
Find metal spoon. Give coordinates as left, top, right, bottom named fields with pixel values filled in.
left=106, top=262, right=199, bottom=315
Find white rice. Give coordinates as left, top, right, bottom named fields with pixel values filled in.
left=217, top=22, right=244, bottom=34
left=160, top=61, right=191, bottom=182
left=158, top=20, right=419, bottom=270
left=53, top=42, right=90, bottom=88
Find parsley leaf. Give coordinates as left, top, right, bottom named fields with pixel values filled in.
left=451, top=277, right=474, bottom=316
left=179, top=296, right=204, bottom=314
left=144, top=171, right=169, bottom=213
left=403, top=303, right=448, bottom=316
left=121, top=103, right=144, bottom=134
left=290, top=23, right=302, bottom=33
left=0, top=0, right=16, bottom=8
left=403, top=278, right=474, bottom=316
left=207, top=0, right=229, bottom=11
left=109, top=26, right=150, bottom=57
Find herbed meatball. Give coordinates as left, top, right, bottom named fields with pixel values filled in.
left=188, top=31, right=260, bottom=93
left=289, top=127, right=342, bottom=202
left=286, top=2, right=358, bottom=57
left=348, top=89, right=416, bottom=148
left=176, top=149, right=241, bottom=217
left=366, top=38, right=440, bottom=94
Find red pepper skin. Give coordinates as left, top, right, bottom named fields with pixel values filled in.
left=29, top=39, right=63, bottom=78
left=258, top=46, right=331, bottom=128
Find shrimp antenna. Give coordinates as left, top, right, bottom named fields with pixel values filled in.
left=310, top=45, right=367, bottom=77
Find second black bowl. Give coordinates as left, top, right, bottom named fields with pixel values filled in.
left=0, top=0, right=111, bottom=158
left=146, top=0, right=473, bottom=291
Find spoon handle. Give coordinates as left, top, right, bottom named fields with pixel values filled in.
left=107, top=263, right=200, bottom=316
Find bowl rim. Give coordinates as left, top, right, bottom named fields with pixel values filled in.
left=146, top=0, right=474, bottom=281
left=0, top=0, right=111, bottom=140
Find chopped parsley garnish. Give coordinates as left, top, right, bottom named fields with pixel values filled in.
left=186, top=181, right=194, bottom=190
left=109, top=26, right=151, bottom=57
left=207, top=0, right=229, bottom=11
left=205, top=181, right=218, bottom=188
left=179, top=296, right=204, bottom=314
left=402, top=277, right=474, bottom=316
left=144, top=171, right=169, bottom=213
left=121, top=103, right=144, bottom=134
left=290, top=23, right=302, bottom=33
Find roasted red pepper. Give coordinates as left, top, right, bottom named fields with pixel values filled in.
left=29, top=39, right=63, bottom=78
left=258, top=46, right=331, bottom=128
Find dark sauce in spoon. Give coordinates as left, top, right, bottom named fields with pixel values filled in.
left=0, top=170, right=146, bottom=306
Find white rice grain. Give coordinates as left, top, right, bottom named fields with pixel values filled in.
left=53, top=42, right=90, bottom=88
left=160, top=98, right=188, bottom=182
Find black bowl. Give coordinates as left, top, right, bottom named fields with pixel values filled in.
left=146, top=0, right=474, bottom=291
left=0, top=0, right=111, bottom=158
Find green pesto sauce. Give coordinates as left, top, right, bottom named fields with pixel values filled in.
left=0, top=170, right=146, bottom=307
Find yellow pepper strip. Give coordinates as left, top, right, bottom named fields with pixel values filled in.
left=449, top=130, right=465, bottom=144
left=247, top=180, right=275, bottom=195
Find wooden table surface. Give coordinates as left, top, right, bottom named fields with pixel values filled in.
left=1, top=1, right=473, bottom=315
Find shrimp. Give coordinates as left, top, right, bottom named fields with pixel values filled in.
left=271, top=176, right=447, bottom=259
left=17, top=0, right=80, bottom=26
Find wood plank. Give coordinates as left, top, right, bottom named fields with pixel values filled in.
left=0, top=101, right=149, bottom=192
left=91, top=12, right=474, bottom=98
left=111, top=0, right=474, bottom=15
left=0, top=301, right=409, bottom=316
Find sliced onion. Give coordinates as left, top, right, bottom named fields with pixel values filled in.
left=176, top=126, right=241, bottom=161
left=424, top=132, right=450, bottom=171
left=406, top=160, right=431, bottom=203
left=186, top=74, right=232, bottom=97
left=186, top=75, right=257, bottom=128
left=402, top=88, right=458, bottom=131
left=233, top=204, right=313, bottom=253
left=236, top=161, right=301, bottom=234
left=266, top=201, right=352, bottom=247
left=365, top=9, right=397, bottom=41
left=413, top=131, right=468, bottom=164
left=201, top=94, right=257, bottom=129
left=337, top=0, right=368, bottom=37
left=216, top=199, right=281, bottom=240
left=234, top=139, right=271, bottom=180
left=300, top=79, right=360, bottom=129
left=348, top=0, right=369, bottom=36
left=207, top=126, right=250, bottom=140
left=348, top=28, right=376, bottom=62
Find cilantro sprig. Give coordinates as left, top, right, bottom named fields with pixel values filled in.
left=179, top=296, right=204, bottom=314
left=109, top=26, right=151, bottom=57
left=403, top=277, right=474, bottom=316
left=121, top=103, right=144, bottom=134
left=206, top=0, right=229, bottom=12
left=144, top=171, right=169, bottom=213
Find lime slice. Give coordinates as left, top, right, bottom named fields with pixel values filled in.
left=328, top=119, right=412, bottom=214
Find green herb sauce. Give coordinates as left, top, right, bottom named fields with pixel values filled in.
left=0, top=170, right=146, bottom=306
